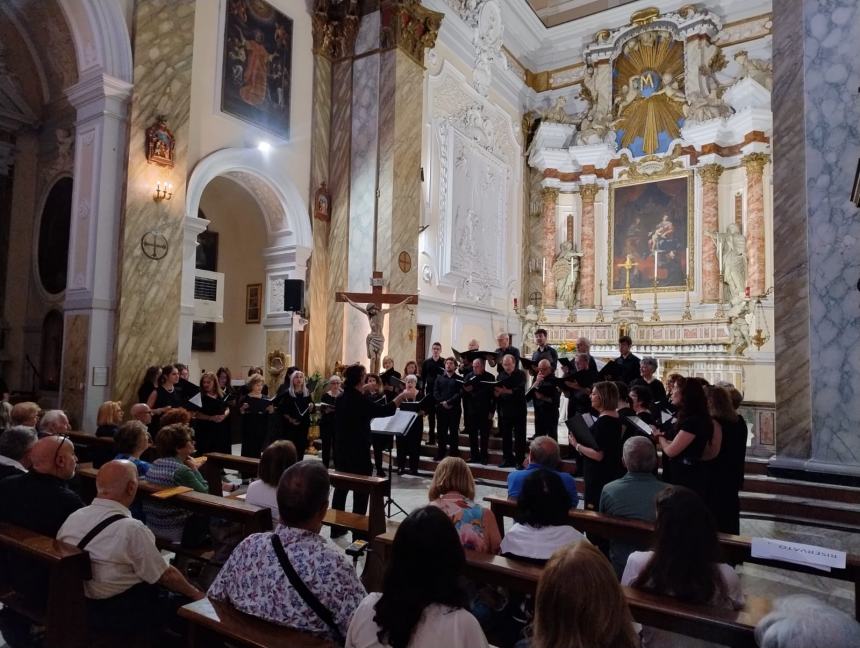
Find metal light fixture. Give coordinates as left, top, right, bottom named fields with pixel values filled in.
left=751, top=296, right=770, bottom=349
left=153, top=181, right=173, bottom=202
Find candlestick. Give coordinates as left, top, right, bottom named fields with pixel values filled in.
left=542, top=258, right=546, bottom=285
left=650, top=279, right=660, bottom=321
left=595, top=280, right=605, bottom=323
left=681, top=283, right=693, bottom=321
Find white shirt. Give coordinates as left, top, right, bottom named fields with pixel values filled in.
left=621, top=551, right=744, bottom=648
left=245, top=479, right=279, bottom=524
left=500, top=523, right=586, bottom=561
left=346, top=592, right=488, bottom=648
left=0, top=455, right=26, bottom=472
left=57, top=498, right=168, bottom=599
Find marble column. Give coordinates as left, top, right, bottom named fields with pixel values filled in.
left=699, top=164, right=723, bottom=302
left=113, top=0, right=195, bottom=409
left=541, top=188, right=559, bottom=306
left=743, top=153, right=769, bottom=297
left=579, top=184, right=599, bottom=308
left=61, top=72, right=133, bottom=429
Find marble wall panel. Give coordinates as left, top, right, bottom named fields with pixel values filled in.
left=325, top=61, right=353, bottom=372
left=60, top=314, right=88, bottom=429
left=113, top=0, right=195, bottom=408
left=803, top=0, right=860, bottom=470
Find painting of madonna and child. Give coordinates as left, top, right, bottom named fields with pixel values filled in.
left=609, top=174, right=692, bottom=293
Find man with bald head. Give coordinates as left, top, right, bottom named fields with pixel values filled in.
left=0, top=435, right=83, bottom=536
left=526, top=359, right=561, bottom=440
left=58, top=460, right=203, bottom=632
left=130, top=402, right=153, bottom=427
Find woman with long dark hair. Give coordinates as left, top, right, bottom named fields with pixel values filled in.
left=137, top=366, right=161, bottom=405
left=346, top=506, right=488, bottom=648
left=147, top=364, right=182, bottom=431
left=651, top=377, right=716, bottom=499
left=705, top=385, right=747, bottom=534
left=622, top=486, right=744, bottom=648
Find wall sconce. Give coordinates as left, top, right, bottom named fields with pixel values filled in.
left=153, top=181, right=173, bottom=202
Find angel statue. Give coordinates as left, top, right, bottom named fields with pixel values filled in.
left=343, top=295, right=412, bottom=372
left=733, top=51, right=773, bottom=90
left=552, top=241, right=585, bottom=308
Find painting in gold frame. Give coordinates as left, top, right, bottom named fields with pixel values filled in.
left=608, top=172, right=693, bottom=294
left=246, top=283, right=262, bottom=324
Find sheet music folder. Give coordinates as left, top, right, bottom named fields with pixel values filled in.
left=370, top=410, right=418, bottom=436
left=565, top=413, right=598, bottom=449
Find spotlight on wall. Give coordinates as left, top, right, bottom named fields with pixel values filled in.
left=257, top=141, right=272, bottom=153
left=153, top=181, right=173, bottom=202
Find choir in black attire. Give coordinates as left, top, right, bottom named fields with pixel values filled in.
left=462, top=360, right=495, bottom=464
left=420, top=346, right=445, bottom=445
left=494, top=357, right=527, bottom=467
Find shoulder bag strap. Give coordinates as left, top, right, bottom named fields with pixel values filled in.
left=270, top=533, right=344, bottom=644
left=77, top=514, right=127, bottom=550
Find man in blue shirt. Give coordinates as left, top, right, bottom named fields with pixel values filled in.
left=507, top=436, right=578, bottom=508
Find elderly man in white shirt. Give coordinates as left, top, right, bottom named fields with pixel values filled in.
left=57, top=460, right=203, bottom=635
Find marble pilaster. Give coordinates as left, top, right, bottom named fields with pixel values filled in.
left=113, top=0, right=195, bottom=409
left=743, top=153, right=769, bottom=298
left=541, top=188, right=559, bottom=306
left=699, top=164, right=723, bottom=302
left=578, top=185, right=599, bottom=308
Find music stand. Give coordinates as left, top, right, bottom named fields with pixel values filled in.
left=371, top=410, right=418, bottom=518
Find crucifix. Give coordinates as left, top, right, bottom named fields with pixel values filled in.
left=335, top=271, right=418, bottom=374
left=617, top=254, right=638, bottom=306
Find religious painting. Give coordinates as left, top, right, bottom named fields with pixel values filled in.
left=608, top=173, right=692, bottom=294
left=221, top=0, right=293, bottom=139
left=144, top=116, right=175, bottom=167
left=246, top=283, right=262, bottom=324
left=191, top=322, right=216, bottom=352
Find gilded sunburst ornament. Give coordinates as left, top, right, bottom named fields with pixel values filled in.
left=613, top=31, right=686, bottom=155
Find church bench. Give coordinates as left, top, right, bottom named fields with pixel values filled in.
left=372, top=531, right=767, bottom=647
left=201, top=452, right=388, bottom=539
left=484, top=496, right=860, bottom=619
left=0, top=522, right=91, bottom=648
left=179, top=597, right=334, bottom=648
left=67, top=430, right=116, bottom=465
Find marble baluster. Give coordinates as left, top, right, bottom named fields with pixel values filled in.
left=699, top=164, right=723, bottom=302
left=541, top=187, right=559, bottom=306
left=579, top=184, right=599, bottom=308
left=743, top=153, right=770, bottom=297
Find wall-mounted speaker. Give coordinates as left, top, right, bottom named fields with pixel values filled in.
left=284, top=279, right=304, bottom=312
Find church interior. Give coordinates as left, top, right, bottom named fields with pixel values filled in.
left=0, top=0, right=859, bottom=645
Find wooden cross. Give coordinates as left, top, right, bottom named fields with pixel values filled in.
left=617, top=254, right=638, bottom=305
left=335, top=271, right=419, bottom=373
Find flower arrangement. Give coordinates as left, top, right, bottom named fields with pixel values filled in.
left=557, top=341, right=577, bottom=354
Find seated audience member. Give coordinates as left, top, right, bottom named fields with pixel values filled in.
left=507, top=436, right=579, bottom=507
left=0, top=436, right=83, bottom=642
left=599, top=437, right=666, bottom=576
left=245, top=440, right=298, bottom=524
left=501, top=469, right=585, bottom=563
left=0, top=426, right=37, bottom=479
left=530, top=542, right=639, bottom=648
left=158, top=406, right=192, bottom=429
left=428, top=457, right=501, bottom=554
left=95, top=401, right=124, bottom=438
left=622, top=485, right=744, bottom=648
left=346, top=505, right=488, bottom=648
left=114, top=420, right=153, bottom=476
left=144, top=423, right=209, bottom=546
left=10, top=401, right=39, bottom=427
left=209, top=461, right=365, bottom=640
left=57, top=461, right=204, bottom=634
left=0, top=401, right=12, bottom=433
left=754, top=594, right=860, bottom=648
left=130, top=402, right=154, bottom=428
left=38, top=409, right=71, bottom=438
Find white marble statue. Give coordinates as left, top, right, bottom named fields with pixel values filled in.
left=575, top=105, right=615, bottom=146
left=543, top=96, right=573, bottom=124
left=552, top=241, right=584, bottom=308
left=707, top=223, right=748, bottom=304
left=687, top=63, right=731, bottom=122
left=729, top=302, right=752, bottom=355
left=521, top=304, right=539, bottom=354
left=734, top=50, right=773, bottom=90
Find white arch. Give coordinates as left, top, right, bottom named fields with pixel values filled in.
left=185, top=147, right=313, bottom=252
left=57, top=0, right=133, bottom=83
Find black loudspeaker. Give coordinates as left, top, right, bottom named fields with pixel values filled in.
left=283, top=279, right=304, bottom=312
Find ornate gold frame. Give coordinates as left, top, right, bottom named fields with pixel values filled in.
left=607, top=170, right=694, bottom=295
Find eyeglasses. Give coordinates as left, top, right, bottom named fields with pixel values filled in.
left=54, top=434, right=69, bottom=465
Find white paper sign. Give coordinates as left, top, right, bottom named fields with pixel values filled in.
left=751, top=537, right=846, bottom=572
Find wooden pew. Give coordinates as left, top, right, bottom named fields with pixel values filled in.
left=179, top=597, right=334, bottom=648
left=373, top=530, right=769, bottom=648
left=485, top=495, right=860, bottom=620
left=200, top=452, right=389, bottom=539
left=0, top=522, right=91, bottom=648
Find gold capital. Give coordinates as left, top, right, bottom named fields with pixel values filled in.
left=699, top=163, right=724, bottom=184
left=541, top=187, right=560, bottom=204
left=742, top=153, right=770, bottom=176
left=380, top=0, right=443, bottom=67
left=579, top=184, right=599, bottom=203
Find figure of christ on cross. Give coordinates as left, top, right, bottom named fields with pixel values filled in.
left=335, top=271, right=418, bottom=374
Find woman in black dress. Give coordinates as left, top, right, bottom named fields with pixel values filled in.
left=239, top=373, right=271, bottom=458
left=318, top=375, right=342, bottom=468
left=631, top=356, right=667, bottom=406
left=277, top=370, right=313, bottom=457
left=365, top=373, right=389, bottom=477
left=396, top=374, right=426, bottom=475
left=137, top=366, right=160, bottom=405
left=193, top=371, right=229, bottom=456
left=380, top=356, right=403, bottom=400
left=572, top=381, right=625, bottom=510
left=147, top=364, right=182, bottom=431
left=705, top=385, right=747, bottom=534
left=651, top=377, right=717, bottom=502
